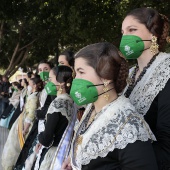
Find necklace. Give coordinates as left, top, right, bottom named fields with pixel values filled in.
left=74, top=97, right=118, bottom=155
left=125, top=53, right=159, bottom=98
left=74, top=105, right=95, bottom=155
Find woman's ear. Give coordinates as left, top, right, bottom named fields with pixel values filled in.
left=101, top=79, right=111, bottom=85
left=60, top=82, right=65, bottom=87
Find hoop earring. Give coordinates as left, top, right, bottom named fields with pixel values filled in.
left=150, top=35, right=159, bottom=55
left=58, top=86, right=63, bottom=94
left=103, top=81, right=109, bottom=101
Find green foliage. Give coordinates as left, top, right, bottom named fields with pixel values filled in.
left=0, top=0, right=170, bottom=73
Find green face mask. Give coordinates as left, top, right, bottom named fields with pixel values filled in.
left=44, top=81, right=57, bottom=96
left=119, top=35, right=145, bottom=59
left=14, top=88, right=18, bottom=92
left=70, top=79, right=98, bottom=106
left=39, top=71, right=49, bottom=81
left=12, top=86, right=18, bottom=92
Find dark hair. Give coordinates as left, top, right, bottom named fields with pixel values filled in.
left=30, top=75, right=43, bottom=92
left=13, top=82, right=23, bottom=90
left=37, top=60, right=54, bottom=69
left=22, top=78, right=28, bottom=86
left=59, top=48, right=74, bottom=67
left=27, top=72, right=33, bottom=78
left=0, top=74, right=2, bottom=80
left=52, top=66, right=73, bottom=94
left=126, top=7, right=169, bottom=51
left=75, top=42, right=128, bottom=94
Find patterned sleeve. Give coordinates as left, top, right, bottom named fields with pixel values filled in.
left=25, top=96, right=38, bottom=123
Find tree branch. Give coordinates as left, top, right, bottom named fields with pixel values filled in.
left=19, top=47, right=30, bottom=65
left=18, top=39, right=37, bottom=52
left=13, top=50, right=24, bottom=66
left=5, top=42, right=20, bottom=76
left=9, top=48, right=29, bottom=76
left=0, top=20, right=4, bottom=51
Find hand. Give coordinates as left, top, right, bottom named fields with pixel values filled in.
left=35, top=143, right=42, bottom=154
left=61, top=157, right=72, bottom=170
left=22, top=129, right=29, bottom=136
left=22, top=122, right=30, bottom=136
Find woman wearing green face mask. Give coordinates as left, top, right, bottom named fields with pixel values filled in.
left=8, top=78, right=29, bottom=129
left=32, top=65, right=74, bottom=170
left=62, top=42, right=158, bottom=170
left=0, top=81, right=22, bottom=128
left=120, top=7, right=170, bottom=170
left=2, top=77, right=43, bottom=170
left=14, top=60, right=55, bottom=170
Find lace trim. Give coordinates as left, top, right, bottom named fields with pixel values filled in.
left=71, top=96, right=156, bottom=169
left=39, top=89, right=48, bottom=108
left=127, top=52, right=170, bottom=115
left=47, top=93, right=73, bottom=122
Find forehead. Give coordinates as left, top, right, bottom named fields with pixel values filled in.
left=29, top=79, right=33, bottom=84
left=74, top=58, right=88, bottom=67
left=58, top=55, right=67, bottom=61
left=122, top=15, right=141, bottom=27
left=38, top=63, right=50, bottom=69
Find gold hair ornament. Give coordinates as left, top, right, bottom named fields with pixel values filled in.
left=58, top=86, right=63, bottom=94
left=103, top=81, right=109, bottom=101
left=166, top=36, right=170, bottom=43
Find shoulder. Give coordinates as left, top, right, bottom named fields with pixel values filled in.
left=52, top=94, right=73, bottom=107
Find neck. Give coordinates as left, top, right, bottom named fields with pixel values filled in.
left=57, top=89, right=67, bottom=96
left=32, top=89, right=36, bottom=93
left=137, top=49, right=158, bottom=73
left=93, top=89, right=118, bottom=113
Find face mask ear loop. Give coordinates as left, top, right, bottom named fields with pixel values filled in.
left=136, top=40, right=151, bottom=42
left=87, top=83, right=104, bottom=88
left=136, top=40, right=151, bottom=52
left=87, top=82, right=113, bottom=88
left=93, top=87, right=115, bottom=98
left=52, top=85, right=59, bottom=87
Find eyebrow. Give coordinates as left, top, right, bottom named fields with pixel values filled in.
left=76, top=67, right=84, bottom=71
left=122, top=25, right=138, bottom=33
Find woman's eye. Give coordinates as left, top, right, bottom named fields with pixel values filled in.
left=129, top=28, right=137, bottom=32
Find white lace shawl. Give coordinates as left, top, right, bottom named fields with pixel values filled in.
left=71, top=95, right=156, bottom=170
left=126, top=52, right=170, bottom=115
left=47, top=93, right=73, bottom=122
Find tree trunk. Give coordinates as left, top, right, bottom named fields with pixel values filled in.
left=5, top=42, right=20, bottom=76
left=0, top=20, right=4, bottom=52
left=5, top=39, right=36, bottom=77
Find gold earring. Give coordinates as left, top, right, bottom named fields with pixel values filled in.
left=150, top=35, right=159, bottom=55
left=66, top=83, right=70, bottom=87
left=103, top=81, right=109, bottom=101
left=58, top=86, right=63, bottom=94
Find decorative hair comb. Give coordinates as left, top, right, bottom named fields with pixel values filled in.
left=166, top=36, right=170, bottom=43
